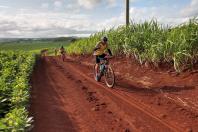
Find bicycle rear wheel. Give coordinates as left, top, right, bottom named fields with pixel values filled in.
left=104, top=65, right=115, bottom=88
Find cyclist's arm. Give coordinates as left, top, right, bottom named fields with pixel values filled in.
left=106, top=43, right=112, bottom=56
left=107, top=49, right=112, bottom=56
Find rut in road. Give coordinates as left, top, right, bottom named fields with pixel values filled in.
left=54, top=57, right=183, bottom=132
left=65, top=55, right=198, bottom=131
left=30, top=57, right=131, bottom=132
left=30, top=56, right=190, bottom=132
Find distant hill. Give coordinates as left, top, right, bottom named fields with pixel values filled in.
left=0, top=37, right=81, bottom=43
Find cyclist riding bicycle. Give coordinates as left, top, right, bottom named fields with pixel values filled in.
left=60, top=46, right=66, bottom=54
left=93, top=36, right=112, bottom=81
left=60, top=46, right=66, bottom=61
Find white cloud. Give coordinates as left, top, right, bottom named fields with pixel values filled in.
left=77, top=0, right=118, bottom=9
left=0, top=0, right=196, bottom=38
left=0, top=9, right=96, bottom=38
left=65, top=3, right=81, bottom=13
left=130, top=0, right=138, bottom=3
left=0, top=5, right=9, bottom=9
left=129, top=7, right=190, bottom=26
left=54, top=1, right=62, bottom=8
left=181, top=0, right=198, bottom=17
left=99, top=5, right=191, bottom=30
left=97, top=13, right=124, bottom=29
left=107, top=0, right=117, bottom=7
left=77, top=0, right=102, bottom=9
left=41, top=3, right=49, bottom=9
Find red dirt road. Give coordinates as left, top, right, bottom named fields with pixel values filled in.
left=30, top=56, right=198, bottom=132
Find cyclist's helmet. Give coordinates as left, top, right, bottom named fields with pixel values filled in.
left=101, top=36, right=108, bottom=42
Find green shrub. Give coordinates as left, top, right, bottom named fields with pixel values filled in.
left=0, top=51, right=35, bottom=131
left=66, top=18, right=198, bottom=72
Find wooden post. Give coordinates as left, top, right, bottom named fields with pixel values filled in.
left=126, top=0, right=130, bottom=26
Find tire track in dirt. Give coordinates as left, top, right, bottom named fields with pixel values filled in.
left=52, top=57, right=183, bottom=131
left=65, top=55, right=198, bottom=131
left=31, top=56, right=198, bottom=132
left=30, top=57, right=133, bottom=132
left=50, top=57, right=135, bottom=132
left=30, top=58, right=77, bottom=132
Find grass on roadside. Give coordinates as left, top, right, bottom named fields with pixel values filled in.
left=66, top=18, right=198, bottom=72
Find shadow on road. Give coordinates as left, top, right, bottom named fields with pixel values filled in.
left=115, top=80, right=195, bottom=95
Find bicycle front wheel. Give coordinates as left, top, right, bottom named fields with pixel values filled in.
left=93, top=64, right=100, bottom=81
left=104, top=65, right=115, bottom=88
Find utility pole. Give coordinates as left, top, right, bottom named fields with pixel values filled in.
left=125, top=0, right=130, bottom=58
left=126, top=0, right=130, bottom=26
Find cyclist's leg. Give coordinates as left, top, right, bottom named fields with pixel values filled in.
left=95, top=55, right=100, bottom=74
left=63, top=53, right=66, bottom=60
left=61, top=52, right=64, bottom=60
left=62, top=53, right=65, bottom=61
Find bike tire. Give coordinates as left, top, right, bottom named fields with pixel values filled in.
left=93, top=64, right=97, bottom=79
left=93, top=64, right=99, bottom=81
left=104, top=65, right=115, bottom=88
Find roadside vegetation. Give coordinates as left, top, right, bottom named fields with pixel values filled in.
left=0, top=51, right=35, bottom=131
left=66, top=18, right=198, bottom=72
left=0, top=37, right=74, bottom=131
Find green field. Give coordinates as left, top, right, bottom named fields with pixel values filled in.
left=0, top=37, right=75, bottom=54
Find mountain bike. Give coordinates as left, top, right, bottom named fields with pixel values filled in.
left=94, top=55, right=115, bottom=88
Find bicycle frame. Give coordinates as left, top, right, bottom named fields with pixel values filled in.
left=99, top=58, right=109, bottom=74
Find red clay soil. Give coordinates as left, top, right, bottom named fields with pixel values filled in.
left=30, top=56, right=198, bottom=132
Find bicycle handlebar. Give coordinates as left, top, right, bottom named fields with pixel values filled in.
left=104, top=55, right=113, bottom=59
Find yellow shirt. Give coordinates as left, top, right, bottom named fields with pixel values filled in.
left=93, top=41, right=108, bottom=56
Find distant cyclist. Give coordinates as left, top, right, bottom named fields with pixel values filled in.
left=93, top=36, right=112, bottom=80
left=60, top=46, right=66, bottom=61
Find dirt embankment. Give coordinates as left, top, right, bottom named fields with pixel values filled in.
left=30, top=56, right=198, bottom=132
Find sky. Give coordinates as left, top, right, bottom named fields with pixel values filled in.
left=0, top=0, right=197, bottom=38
